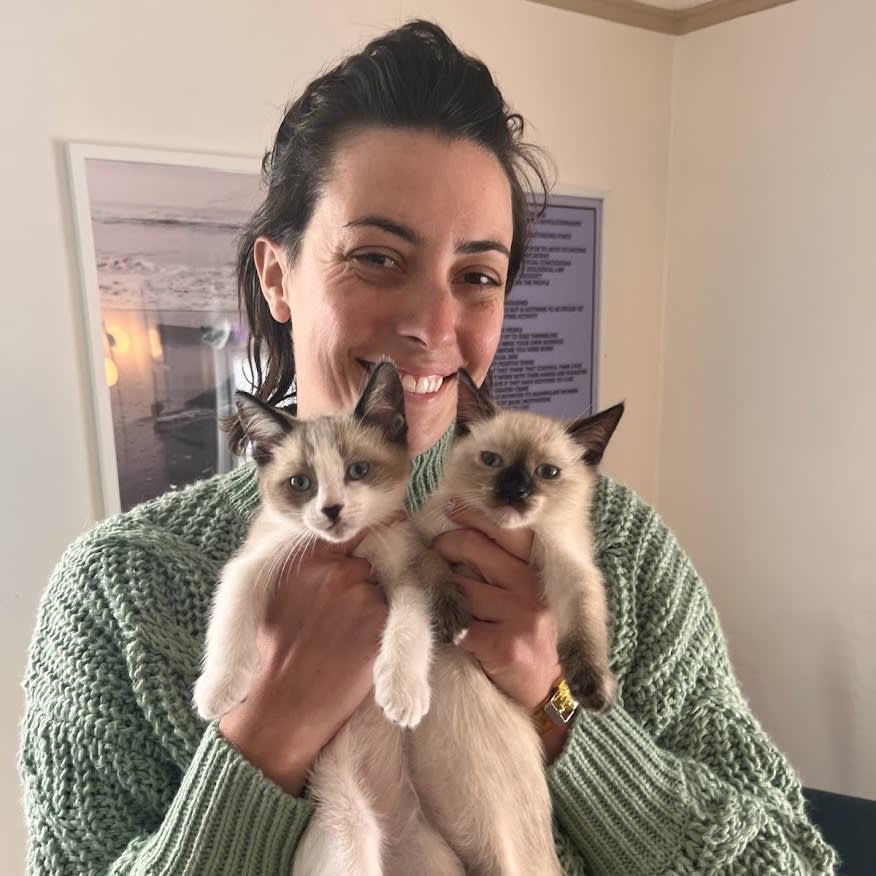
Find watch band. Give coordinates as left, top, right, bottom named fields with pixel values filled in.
left=533, top=675, right=579, bottom=734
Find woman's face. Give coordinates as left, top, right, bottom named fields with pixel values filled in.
left=259, top=127, right=513, bottom=456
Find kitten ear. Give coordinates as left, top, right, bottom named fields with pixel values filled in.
left=353, top=361, right=407, bottom=445
left=567, top=402, right=625, bottom=467
left=455, top=369, right=498, bottom=435
left=235, top=390, right=297, bottom=465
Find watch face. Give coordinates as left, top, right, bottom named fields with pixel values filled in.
left=546, top=681, right=579, bottom=726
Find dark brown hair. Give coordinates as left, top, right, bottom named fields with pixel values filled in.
left=231, top=19, right=552, bottom=453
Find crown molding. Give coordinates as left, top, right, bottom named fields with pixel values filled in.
left=526, top=0, right=799, bottom=35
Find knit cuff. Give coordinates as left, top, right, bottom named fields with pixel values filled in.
left=139, top=723, right=314, bottom=874
left=547, top=705, right=689, bottom=874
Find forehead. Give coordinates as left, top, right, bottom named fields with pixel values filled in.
left=317, top=127, right=513, bottom=244
left=471, top=412, right=576, bottom=461
left=266, top=416, right=402, bottom=468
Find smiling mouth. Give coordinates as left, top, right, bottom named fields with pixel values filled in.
left=359, top=360, right=453, bottom=396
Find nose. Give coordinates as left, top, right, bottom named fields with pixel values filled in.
left=495, top=464, right=532, bottom=506
left=322, top=504, right=343, bottom=522
left=397, top=279, right=458, bottom=350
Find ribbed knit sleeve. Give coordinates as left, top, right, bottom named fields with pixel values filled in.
left=20, top=469, right=313, bottom=874
left=546, top=478, right=837, bottom=875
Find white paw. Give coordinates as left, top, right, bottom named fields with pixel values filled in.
left=373, top=652, right=431, bottom=728
left=193, top=670, right=251, bottom=720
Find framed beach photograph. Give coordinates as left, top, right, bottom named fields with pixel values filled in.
left=67, top=144, right=263, bottom=517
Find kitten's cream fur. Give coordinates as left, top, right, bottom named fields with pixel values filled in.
left=410, top=371, right=624, bottom=875
left=194, top=363, right=466, bottom=876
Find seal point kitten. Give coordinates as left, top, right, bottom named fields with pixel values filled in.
left=449, top=368, right=624, bottom=712
left=408, top=370, right=624, bottom=875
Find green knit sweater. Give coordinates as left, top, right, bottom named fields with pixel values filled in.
left=20, top=435, right=836, bottom=875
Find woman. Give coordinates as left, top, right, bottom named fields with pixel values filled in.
left=21, top=20, right=835, bottom=875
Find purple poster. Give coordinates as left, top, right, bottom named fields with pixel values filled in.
left=492, top=194, right=601, bottom=420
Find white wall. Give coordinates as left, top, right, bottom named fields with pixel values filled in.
left=660, top=0, right=876, bottom=798
left=0, top=1, right=673, bottom=868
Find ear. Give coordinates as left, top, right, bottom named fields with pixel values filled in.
left=566, top=402, right=625, bottom=467
left=235, top=390, right=297, bottom=464
left=455, top=369, right=498, bottom=435
left=353, top=360, right=407, bottom=445
left=253, top=236, right=291, bottom=323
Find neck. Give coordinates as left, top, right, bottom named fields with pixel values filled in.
left=406, top=423, right=454, bottom=512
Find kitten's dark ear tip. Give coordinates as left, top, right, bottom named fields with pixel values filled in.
left=232, top=391, right=296, bottom=464
left=457, top=367, right=476, bottom=386
left=455, top=369, right=497, bottom=433
left=569, top=400, right=625, bottom=467
left=354, top=360, right=407, bottom=445
left=234, top=389, right=257, bottom=412
left=373, top=358, right=401, bottom=380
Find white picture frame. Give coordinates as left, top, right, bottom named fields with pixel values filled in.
left=66, top=143, right=263, bottom=517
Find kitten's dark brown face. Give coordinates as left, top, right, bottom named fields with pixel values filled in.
left=235, top=361, right=409, bottom=542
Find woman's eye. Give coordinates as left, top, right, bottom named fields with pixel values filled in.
left=535, top=463, right=560, bottom=480
left=290, top=474, right=312, bottom=491
left=347, top=461, right=370, bottom=480
left=480, top=451, right=503, bottom=468
left=353, top=252, right=398, bottom=269
left=462, top=271, right=501, bottom=287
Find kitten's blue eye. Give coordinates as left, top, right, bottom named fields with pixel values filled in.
left=347, top=461, right=370, bottom=481
left=290, top=474, right=311, bottom=491
left=480, top=451, right=503, bottom=468
left=535, top=463, right=560, bottom=480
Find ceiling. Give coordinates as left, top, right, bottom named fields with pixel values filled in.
left=527, top=1, right=799, bottom=35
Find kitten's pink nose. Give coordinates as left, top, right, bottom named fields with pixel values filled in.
left=322, top=504, right=343, bottom=522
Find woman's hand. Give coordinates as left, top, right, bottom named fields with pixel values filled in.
left=432, top=502, right=562, bottom=712
left=219, top=530, right=388, bottom=796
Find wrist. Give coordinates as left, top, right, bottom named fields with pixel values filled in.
left=541, top=720, right=570, bottom=764
left=219, top=689, right=329, bottom=797
left=532, top=675, right=578, bottom=764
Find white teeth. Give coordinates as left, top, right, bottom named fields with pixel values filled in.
left=399, top=372, right=444, bottom=394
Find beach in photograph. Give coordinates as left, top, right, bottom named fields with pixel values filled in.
left=85, top=158, right=261, bottom=510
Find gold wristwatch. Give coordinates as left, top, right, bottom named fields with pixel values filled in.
left=533, top=676, right=579, bottom=734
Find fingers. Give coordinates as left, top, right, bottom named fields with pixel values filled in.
left=455, top=618, right=490, bottom=658
left=454, top=573, right=506, bottom=623
left=434, top=528, right=538, bottom=598
left=337, top=510, right=408, bottom=555
left=277, top=532, right=373, bottom=585
left=444, top=500, right=533, bottom=562
left=338, top=528, right=372, bottom=554
left=455, top=618, right=505, bottom=665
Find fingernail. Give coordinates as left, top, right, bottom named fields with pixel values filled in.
left=444, top=498, right=462, bottom=517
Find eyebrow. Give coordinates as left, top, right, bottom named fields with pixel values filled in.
left=344, top=215, right=510, bottom=259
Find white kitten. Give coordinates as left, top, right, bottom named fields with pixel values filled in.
left=194, top=362, right=465, bottom=876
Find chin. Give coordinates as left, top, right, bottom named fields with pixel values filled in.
left=489, top=506, right=535, bottom=530
left=311, top=523, right=353, bottom=543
